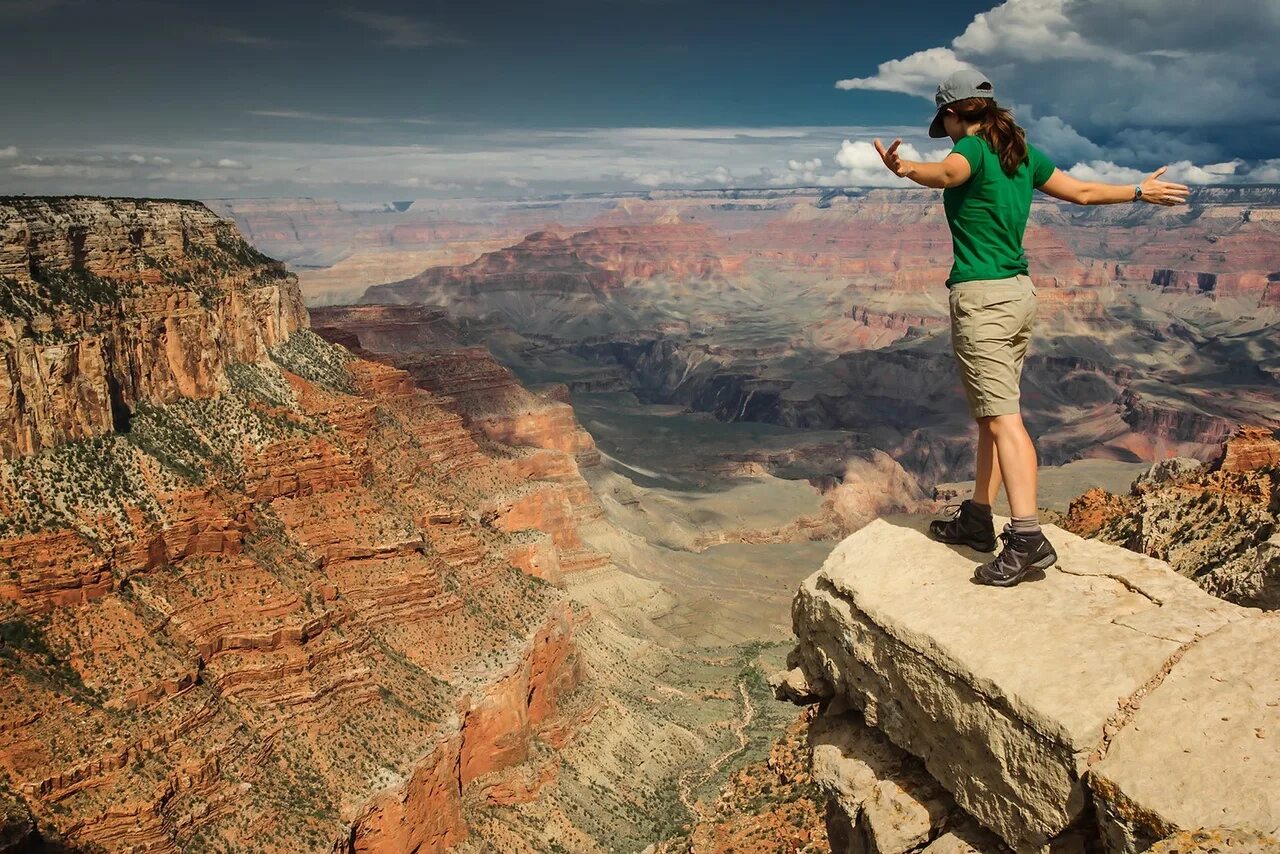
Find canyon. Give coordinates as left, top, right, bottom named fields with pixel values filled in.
left=0, top=198, right=833, bottom=852
left=219, top=186, right=1280, bottom=494
left=225, top=186, right=1280, bottom=853
left=4, top=182, right=1280, bottom=853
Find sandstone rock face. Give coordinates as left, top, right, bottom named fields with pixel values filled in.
left=783, top=514, right=1278, bottom=852
left=1089, top=617, right=1280, bottom=852
left=807, top=699, right=991, bottom=854
left=337, top=734, right=467, bottom=854
left=0, top=197, right=307, bottom=458
left=0, top=200, right=611, bottom=852
left=1214, top=425, right=1280, bottom=473
left=1066, top=425, right=1280, bottom=611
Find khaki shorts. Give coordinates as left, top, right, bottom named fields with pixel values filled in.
left=948, top=274, right=1037, bottom=418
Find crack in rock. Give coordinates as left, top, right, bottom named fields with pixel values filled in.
left=1056, top=565, right=1164, bottom=606
left=1085, top=620, right=1230, bottom=768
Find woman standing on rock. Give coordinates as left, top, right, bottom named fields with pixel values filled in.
left=873, top=68, right=1189, bottom=586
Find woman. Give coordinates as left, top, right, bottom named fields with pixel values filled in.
left=873, top=67, right=1189, bottom=587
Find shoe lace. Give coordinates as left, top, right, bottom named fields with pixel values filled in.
left=940, top=501, right=964, bottom=520
left=990, top=526, right=1024, bottom=574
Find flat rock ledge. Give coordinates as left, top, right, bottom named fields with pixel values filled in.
left=776, top=514, right=1280, bottom=853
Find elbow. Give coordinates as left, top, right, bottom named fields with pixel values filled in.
left=1074, top=185, right=1099, bottom=205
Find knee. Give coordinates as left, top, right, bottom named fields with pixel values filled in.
left=979, top=412, right=1023, bottom=436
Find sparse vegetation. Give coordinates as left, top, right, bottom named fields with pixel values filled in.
left=0, top=615, right=92, bottom=698
left=269, top=330, right=356, bottom=394
left=0, top=269, right=138, bottom=323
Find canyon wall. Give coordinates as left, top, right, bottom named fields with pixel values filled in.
left=0, top=199, right=612, bottom=852
left=1, top=197, right=307, bottom=458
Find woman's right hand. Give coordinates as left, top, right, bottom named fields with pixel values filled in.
left=1139, top=166, right=1191, bottom=206
left=874, top=138, right=911, bottom=178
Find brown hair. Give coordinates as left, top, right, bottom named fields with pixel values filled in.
left=945, top=97, right=1028, bottom=177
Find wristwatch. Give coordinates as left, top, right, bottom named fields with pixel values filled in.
left=1133, top=184, right=1143, bottom=202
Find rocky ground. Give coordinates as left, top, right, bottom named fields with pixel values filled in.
left=776, top=512, right=1279, bottom=853
left=1063, top=425, right=1280, bottom=610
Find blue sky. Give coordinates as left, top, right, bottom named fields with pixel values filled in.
left=3, top=0, right=1278, bottom=198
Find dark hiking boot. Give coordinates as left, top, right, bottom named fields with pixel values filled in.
left=973, top=523, right=1059, bottom=587
left=928, top=500, right=997, bottom=552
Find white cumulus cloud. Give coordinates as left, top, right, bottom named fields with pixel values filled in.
left=836, top=47, right=973, bottom=97
left=833, top=0, right=1280, bottom=171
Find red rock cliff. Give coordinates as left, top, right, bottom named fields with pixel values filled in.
left=0, top=197, right=308, bottom=458
left=0, top=199, right=602, bottom=853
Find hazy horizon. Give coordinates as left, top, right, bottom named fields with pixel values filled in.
left=4, top=0, right=1279, bottom=200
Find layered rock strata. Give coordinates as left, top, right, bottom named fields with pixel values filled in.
left=0, top=199, right=612, bottom=851
left=1, top=196, right=307, bottom=458
left=778, top=515, right=1279, bottom=852
left=1063, top=425, right=1280, bottom=609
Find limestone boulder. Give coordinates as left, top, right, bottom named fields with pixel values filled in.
left=1090, top=616, right=1280, bottom=851
left=788, top=513, right=1255, bottom=851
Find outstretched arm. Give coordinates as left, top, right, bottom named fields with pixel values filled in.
left=1037, top=165, right=1190, bottom=206
left=874, top=138, right=971, bottom=189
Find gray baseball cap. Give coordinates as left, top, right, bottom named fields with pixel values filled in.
left=928, top=68, right=996, bottom=138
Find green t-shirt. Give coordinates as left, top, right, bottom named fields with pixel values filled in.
left=942, top=134, right=1056, bottom=286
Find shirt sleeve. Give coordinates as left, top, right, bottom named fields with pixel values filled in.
left=1028, top=143, right=1056, bottom=187
left=950, top=134, right=984, bottom=180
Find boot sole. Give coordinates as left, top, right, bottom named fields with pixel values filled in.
left=973, top=551, right=1058, bottom=587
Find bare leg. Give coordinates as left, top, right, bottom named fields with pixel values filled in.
left=980, top=412, right=1038, bottom=518
left=970, top=420, right=1001, bottom=507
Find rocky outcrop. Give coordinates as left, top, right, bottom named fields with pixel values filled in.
left=337, top=733, right=468, bottom=854
left=0, top=197, right=307, bottom=458
left=1061, top=486, right=1130, bottom=537
left=777, top=515, right=1279, bottom=853
left=0, top=200, right=608, bottom=852
left=1214, top=425, right=1280, bottom=472
left=1063, top=425, right=1280, bottom=610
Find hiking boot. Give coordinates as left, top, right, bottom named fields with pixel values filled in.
left=927, top=499, right=997, bottom=552
left=973, top=523, right=1059, bottom=587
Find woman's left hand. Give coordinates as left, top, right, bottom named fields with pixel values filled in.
left=874, top=138, right=911, bottom=177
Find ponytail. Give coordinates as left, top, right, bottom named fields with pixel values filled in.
left=947, top=98, right=1027, bottom=177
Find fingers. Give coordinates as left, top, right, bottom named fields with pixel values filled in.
left=1158, top=182, right=1191, bottom=204
left=887, top=138, right=902, bottom=155
left=874, top=138, right=886, bottom=156
left=1150, top=165, right=1167, bottom=179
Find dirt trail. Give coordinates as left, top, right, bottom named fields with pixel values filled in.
left=677, top=678, right=756, bottom=822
